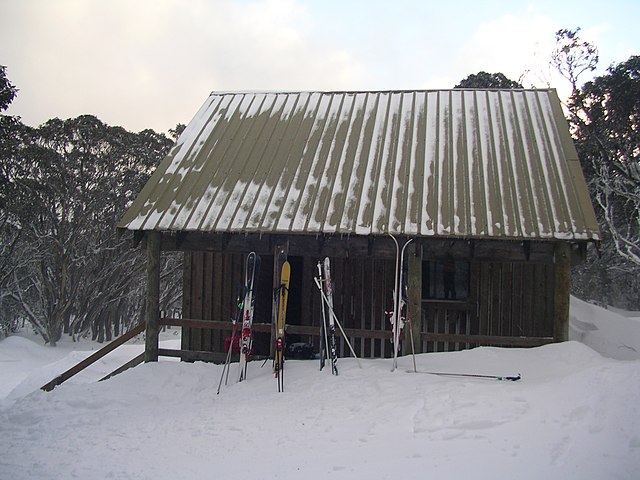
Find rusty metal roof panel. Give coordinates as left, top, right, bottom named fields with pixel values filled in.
left=118, top=89, right=600, bottom=241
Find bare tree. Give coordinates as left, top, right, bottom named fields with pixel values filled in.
left=551, top=29, right=640, bottom=308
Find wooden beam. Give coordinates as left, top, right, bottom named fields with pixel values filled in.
left=405, top=242, right=422, bottom=355
left=160, top=317, right=390, bottom=340
left=160, top=317, right=273, bottom=334
left=284, top=323, right=390, bottom=340
left=133, top=230, right=145, bottom=247
left=161, top=232, right=401, bottom=258
left=41, top=323, right=145, bottom=391
left=145, top=231, right=161, bottom=362
left=158, top=348, right=227, bottom=364
left=160, top=230, right=578, bottom=265
left=158, top=348, right=269, bottom=364
left=422, top=332, right=554, bottom=347
left=553, top=242, right=571, bottom=342
left=99, top=353, right=145, bottom=382
left=181, top=252, right=193, bottom=354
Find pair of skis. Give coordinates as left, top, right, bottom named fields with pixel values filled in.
left=387, top=236, right=520, bottom=381
left=389, top=236, right=416, bottom=372
left=217, top=252, right=260, bottom=394
left=273, top=253, right=290, bottom=392
left=217, top=251, right=291, bottom=393
left=238, top=252, right=261, bottom=382
left=317, top=258, right=338, bottom=375
left=314, top=257, right=361, bottom=374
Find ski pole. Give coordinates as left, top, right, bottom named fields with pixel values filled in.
left=313, top=277, right=362, bottom=369
left=399, top=238, right=414, bottom=371
left=317, top=261, right=330, bottom=371
left=408, top=370, right=521, bottom=381
left=407, top=317, right=417, bottom=373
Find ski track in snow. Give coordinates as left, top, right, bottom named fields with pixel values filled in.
left=1, top=299, right=640, bottom=479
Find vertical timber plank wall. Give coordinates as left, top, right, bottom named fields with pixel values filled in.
left=183, top=252, right=246, bottom=354
left=305, top=257, right=396, bottom=359
left=182, top=250, right=559, bottom=357
left=423, top=259, right=555, bottom=352
left=183, top=253, right=398, bottom=358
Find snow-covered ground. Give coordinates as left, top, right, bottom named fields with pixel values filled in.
left=1, top=297, right=639, bottom=479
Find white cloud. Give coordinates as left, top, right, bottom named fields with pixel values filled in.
left=3, top=0, right=634, bottom=132
left=456, top=11, right=559, bottom=86
left=1, top=0, right=366, bottom=132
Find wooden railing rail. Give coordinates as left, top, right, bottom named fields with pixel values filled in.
left=41, top=323, right=145, bottom=392
left=422, top=332, right=554, bottom=348
left=160, top=317, right=390, bottom=340
left=41, top=317, right=556, bottom=392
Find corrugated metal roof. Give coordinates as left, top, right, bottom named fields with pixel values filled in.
left=118, top=89, right=599, bottom=241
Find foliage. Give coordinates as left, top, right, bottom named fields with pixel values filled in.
left=168, top=123, right=186, bottom=141
left=0, top=71, right=182, bottom=343
left=454, top=71, right=523, bottom=89
left=551, top=28, right=599, bottom=93
left=570, top=56, right=640, bottom=264
left=552, top=28, right=640, bottom=308
left=0, top=66, right=27, bottom=337
left=0, top=65, right=18, bottom=111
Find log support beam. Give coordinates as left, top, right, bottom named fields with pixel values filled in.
left=145, top=231, right=161, bottom=362
left=404, top=242, right=423, bottom=355
left=553, top=242, right=571, bottom=343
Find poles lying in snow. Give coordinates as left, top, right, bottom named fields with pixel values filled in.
left=407, top=370, right=522, bottom=381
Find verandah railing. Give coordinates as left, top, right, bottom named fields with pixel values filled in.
left=41, top=315, right=553, bottom=391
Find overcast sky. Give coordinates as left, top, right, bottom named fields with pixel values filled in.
left=1, top=0, right=638, bottom=133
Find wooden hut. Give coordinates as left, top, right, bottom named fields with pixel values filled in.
left=118, top=89, right=600, bottom=362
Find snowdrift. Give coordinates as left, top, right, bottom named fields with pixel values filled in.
left=1, top=299, right=639, bottom=479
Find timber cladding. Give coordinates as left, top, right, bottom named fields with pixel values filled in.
left=422, top=261, right=555, bottom=353
left=182, top=251, right=398, bottom=359
left=181, top=242, right=556, bottom=359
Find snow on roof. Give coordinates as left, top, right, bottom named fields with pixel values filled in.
left=118, top=89, right=600, bottom=241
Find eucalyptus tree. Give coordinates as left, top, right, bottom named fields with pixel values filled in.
left=552, top=28, right=639, bottom=307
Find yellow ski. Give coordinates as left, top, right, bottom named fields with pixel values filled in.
left=274, top=260, right=290, bottom=392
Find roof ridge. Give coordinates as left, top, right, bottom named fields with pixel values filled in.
left=209, top=88, right=553, bottom=96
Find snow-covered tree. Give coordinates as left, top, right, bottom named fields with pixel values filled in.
left=552, top=29, right=640, bottom=308
left=0, top=73, right=182, bottom=343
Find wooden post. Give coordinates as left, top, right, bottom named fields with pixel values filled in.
left=404, top=242, right=423, bottom=355
left=181, top=251, right=193, bottom=360
left=145, top=231, right=161, bottom=362
left=553, top=242, right=571, bottom=343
